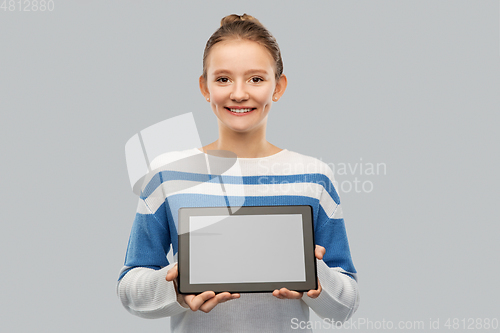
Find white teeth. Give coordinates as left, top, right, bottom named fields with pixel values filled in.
left=229, top=108, right=253, bottom=113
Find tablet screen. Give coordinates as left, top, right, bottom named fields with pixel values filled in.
left=189, top=214, right=305, bottom=284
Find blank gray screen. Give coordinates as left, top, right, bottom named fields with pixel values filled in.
left=189, top=214, right=305, bottom=284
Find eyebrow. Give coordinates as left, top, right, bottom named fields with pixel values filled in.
left=212, top=69, right=270, bottom=76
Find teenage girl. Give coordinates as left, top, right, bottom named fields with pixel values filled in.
left=118, top=14, right=359, bottom=332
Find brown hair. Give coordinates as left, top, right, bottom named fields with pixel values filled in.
left=202, top=14, right=284, bottom=83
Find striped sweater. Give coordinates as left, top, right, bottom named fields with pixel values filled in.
left=117, top=147, right=359, bottom=332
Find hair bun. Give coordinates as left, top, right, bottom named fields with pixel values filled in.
left=220, top=13, right=263, bottom=27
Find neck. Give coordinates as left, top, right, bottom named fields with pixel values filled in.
left=202, top=124, right=281, bottom=158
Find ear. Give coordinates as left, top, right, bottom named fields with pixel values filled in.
left=199, top=75, right=210, bottom=100
left=273, top=74, right=288, bottom=101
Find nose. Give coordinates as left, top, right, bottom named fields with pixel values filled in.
left=230, top=81, right=249, bottom=102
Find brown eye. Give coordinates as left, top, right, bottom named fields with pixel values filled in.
left=251, top=77, right=263, bottom=83
left=216, top=77, right=229, bottom=83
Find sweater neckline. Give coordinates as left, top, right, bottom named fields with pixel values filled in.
left=193, top=147, right=288, bottom=160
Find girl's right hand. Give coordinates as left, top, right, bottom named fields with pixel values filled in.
left=165, top=263, right=240, bottom=313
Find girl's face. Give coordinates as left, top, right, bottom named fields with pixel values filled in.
left=200, top=39, right=285, bottom=134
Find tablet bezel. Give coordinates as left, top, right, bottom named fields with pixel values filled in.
left=177, top=205, right=317, bottom=294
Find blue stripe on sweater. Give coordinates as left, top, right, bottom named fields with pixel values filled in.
left=140, top=172, right=339, bottom=205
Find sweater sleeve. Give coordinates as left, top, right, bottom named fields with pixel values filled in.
left=116, top=195, right=189, bottom=318
left=301, top=168, right=360, bottom=322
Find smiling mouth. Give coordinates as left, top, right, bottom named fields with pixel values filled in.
left=225, top=107, right=256, bottom=113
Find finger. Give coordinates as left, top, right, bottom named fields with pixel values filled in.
left=307, top=279, right=322, bottom=298
left=279, top=288, right=303, bottom=299
left=199, top=292, right=232, bottom=313
left=215, top=292, right=232, bottom=302
left=185, top=291, right=216, bottom=311
left=217, top=292, right=240, bottom=302
left=315, top=245, right=326, bottom=260
left=183, top=294, right=195, bottom=307
left=272, top=289, right=284, bottom=299
left=165, top=264, right=178, bottom=281
left=277, top=288, right=290, bottom=298
left=272, top=289, right=291, bottom=299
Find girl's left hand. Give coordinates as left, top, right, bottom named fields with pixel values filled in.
left=272, top=245, right=325, bottom=300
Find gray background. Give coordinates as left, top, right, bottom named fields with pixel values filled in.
left=1, top=0, right=498, bottom=332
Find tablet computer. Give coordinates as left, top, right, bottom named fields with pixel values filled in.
left=177, top=205, right=317, bottom=294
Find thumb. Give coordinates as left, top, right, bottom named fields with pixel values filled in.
left=166, top=263, right=178, bottom=281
